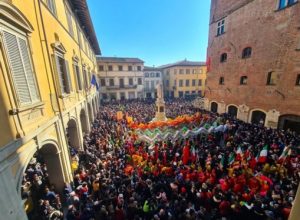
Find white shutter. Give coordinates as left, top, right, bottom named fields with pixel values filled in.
left=3, top=30, right=31, bottom=104
left=18, top=38, right=39, bottom=102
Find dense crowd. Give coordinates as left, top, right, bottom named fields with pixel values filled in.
left=22, top=99, right=299, bottom=220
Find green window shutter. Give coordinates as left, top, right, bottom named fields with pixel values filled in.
left=3, top=30, right=31, bottom=104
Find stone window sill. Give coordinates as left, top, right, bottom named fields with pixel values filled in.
left=9, top=102, right=45, bottom=115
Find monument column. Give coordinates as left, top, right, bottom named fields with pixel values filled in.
left=153, top=83, right=167, bottom=122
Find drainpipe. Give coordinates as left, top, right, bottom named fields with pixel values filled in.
left=35, top=0, right=72, bottom=183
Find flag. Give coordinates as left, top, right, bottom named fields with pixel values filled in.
left=206, top=56, right=211, bottom=72
left=90, top=74, right=99, bottom=90
left=257, top=145, right=268, bottom=163
left=228, top=152, right=235, bottom=165
left=235, top=146, right=243, bottom=161
left=278, top=146, right=291, bottom=163
left=219, top=155, right=225, bottom=169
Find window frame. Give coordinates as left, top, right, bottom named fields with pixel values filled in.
left=219, top=77, right=225, bottom=85
left=220, top=53, right=228, bottom=63
left=296, top=74, right=300, bottom=86
left=240, top=76, right=248, bottom=85
left=179, top=80, right=183, bottom=87
left=100, top=78, right=106, bottom=87
left=73, top=61, right=83, bottom=91
left=108, top=65, right=113, bottom=71
left=217, top=18, right=225, bottom=36
left=185, top=79, right=190, bottom=87
left=137, top=77, right=142, bottom=85
left=98, top=65, right=104, bottom=71
left=242, top=47, right=252, bottom=59
left=46, top=0, right=57, bottom=16
left=1, top=25, right=41, bottom=106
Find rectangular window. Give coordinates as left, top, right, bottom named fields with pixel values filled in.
left=108, top=65, right=113, bottom=71
left=217, top=19, right=225, bottom=36
left=65, top=7, right=74, bottom=37
left=55, top=55, right=72, bottom=94
left=151, top=81, right=155, bottom=88
left=156, top=72, right=160, bottom=77
left=98, top=65, right=104, bottom=71
left=129, top=78, right=133, bottom=85
left=118, top=65, right=123, bottom=71
left=174, top=80, right=177, bottom=86
left=174, top=69, right=177, bottom=74
left=179, top=80, right=183, bottom=87
left=166, top=80, right=169, bottom=87
left=186, top=69, right=190, bottom=74
left=145, top=81, right=149, bottom=89
left=179, top=69, right=184, bottom=74
left=2, top=29, right=40, bottom=105
left=178, top=91, right=184, bottom=98
left=119, top=78, right=124, bottom=88
left=198, top=79, right=202, bottom=86
left=100, top=78, right=106, bottom=87
left=74, top=64, right=83, bottom=90
left=296, top=74, right=300, bottom=86
left=192, top=79, right=196, bottom=86
left=138, top=78, right=142, bottom=85
left=47, top=0, right=57, bottom=16
left=82, top=68, right=88, bottom=90
left=128, top=65, right=132, bottom=71
left=186, top=80, right=190, bottom=86
left=109, top=78, right=114, bottom=86
left=137, top=66, right=142, bottom=71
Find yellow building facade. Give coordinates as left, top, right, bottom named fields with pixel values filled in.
left=160, top=60, right=206, bottom=98
left=0, top=0, right=100, bottom=219
left=97, top=57, right=145, bottom=101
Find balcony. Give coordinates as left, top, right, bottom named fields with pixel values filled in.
left=106, top=84, right=138, bottom=90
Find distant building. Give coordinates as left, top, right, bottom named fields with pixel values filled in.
left=205, top=0, right=300, bottom=132
left=159, top=60, right=207, bottom=98
left=97, top=57, right=144, bottom=101
left=143, top=66, right=163, bottom=99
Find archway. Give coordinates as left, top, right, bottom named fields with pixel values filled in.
left=251, top=110, right=266, bottom=125
left=278, top=114, right=300, bottom=133
left=67, top=119, right=80, bottom=150
left=80, top=109, right=89, bottom=134
left=211, top=102, right=218, bottom=113
left=227, top=105, right=238, bottom=117
left=21, top=143, right=65, bottom=219
left=88, top=103, right=93, bottom=123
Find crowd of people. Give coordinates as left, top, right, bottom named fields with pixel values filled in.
left=22, top=99, right=299, bottom=220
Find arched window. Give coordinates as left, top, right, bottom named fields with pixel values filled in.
left=267, top=71, right=276, bottom=85
left=219, top=77, right=224, bottom=85
left=0, top=2, right=40, bottom=106
left=242, top=47, right=252, bottom=58
left=240, top=76, right=248, bottom=85
left=220, top=53, right=227, bottom=63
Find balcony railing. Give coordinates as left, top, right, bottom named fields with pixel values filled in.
left=105, top=84, right=138, bottom=90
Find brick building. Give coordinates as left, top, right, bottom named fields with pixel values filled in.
left=204, top=0, right=300, bottom=132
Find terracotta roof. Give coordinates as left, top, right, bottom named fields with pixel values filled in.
left=158, top=60, right=206, bottom=69
left=70, top=0, right=101, bottom=55
left=97, top=56, right=144, bottom=63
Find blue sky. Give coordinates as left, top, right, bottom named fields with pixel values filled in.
left=87, top=0, right=210, bottom=66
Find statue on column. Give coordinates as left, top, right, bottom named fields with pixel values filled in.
left=156, top=82, right=163, bottom=99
